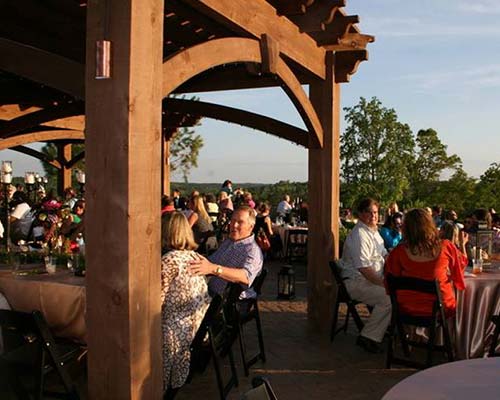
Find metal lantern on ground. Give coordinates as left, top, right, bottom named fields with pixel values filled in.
left=277, top=265, right=296, bottom=300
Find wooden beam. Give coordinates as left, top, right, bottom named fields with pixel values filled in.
left=260, top=34, right=280, bottom=75
left=162, top=139, right=170, bottom=196
left=0, top=38, right=85, bottom=98
left=276, top=57, right=323, bottom=148
left=162, top=37, right=261, bottom=96
left=182, top=0, right=326, bottom=79
left=175, top=66, right=282, bottom=93
left=66, top=151, right=85, bottom=169
left=272, top=0, right=313, bottom=16
left=10, top=145, right=61, bottom=169
left=334, top=50, right=368, bottom=83
left=323, top=32, right=375, bottom=52
left=308, top=51, right=340, bottom=332
left=0, top=130, right=84, bottom=151
left=289, top=0, right=346, bottom=33
left=56, top=143, right=72, bottom=195
left=164, top=97, right=309, bottom=147
left=85, top=0, right=164, bottom=398
left=0, top=102, right=84, bottom=138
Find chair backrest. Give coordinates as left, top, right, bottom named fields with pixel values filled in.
left=0, top=309, right=40, bottom=351
left=385, top=274, right=444, bottom=325
left=251, top=268, right=268, bottom=296
left=287, top=229, right=308, bottom=244
left=329, top=261, right=343, bottom=285
left=190, top=295, right=224, bottom=372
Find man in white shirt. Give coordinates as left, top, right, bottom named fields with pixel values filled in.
left=340, top=198, right=390, bottom=353
left=276, top=195, right=292, bottom=218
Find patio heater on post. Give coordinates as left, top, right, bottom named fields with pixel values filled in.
left=1, top=161, right=13, bottom=252
left=75, top=169, right=85, bottom=198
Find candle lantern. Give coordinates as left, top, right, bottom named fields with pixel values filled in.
left=475, top=228, right=495, bottom=267
left=277, top=265, right=296, bottom=300
left=75, top=169, right=85, bottom=197
left=1, top=161, right=13, bottom=252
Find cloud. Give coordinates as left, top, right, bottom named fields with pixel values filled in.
left=458, top=0, right=500, bottom=14
left=397, top=64, right=500, bottom=92
left=363, top=16, right=500, bottom=38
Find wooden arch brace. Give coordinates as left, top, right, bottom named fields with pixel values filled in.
left=0, top=130, right=84, bottom=151
left=162, top=37, right=323, bottom=148
left=164, top=97, right=309, bottom=147
left=0, top=102, right=84, bottom=139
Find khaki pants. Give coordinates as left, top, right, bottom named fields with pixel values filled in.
left=344, top=278, right=391, bottom=343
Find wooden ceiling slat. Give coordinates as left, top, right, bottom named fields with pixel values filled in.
left=0, top=38, right=85, bottom=99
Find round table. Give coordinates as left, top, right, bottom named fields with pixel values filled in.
left=382, top=358, right=500, bottom=400
left=455, top=266, right=500, bottom=358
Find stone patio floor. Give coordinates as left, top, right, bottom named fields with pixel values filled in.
left=176, top=260, right=415, bottom=400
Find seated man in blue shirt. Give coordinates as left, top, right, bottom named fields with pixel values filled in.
left=189, top=205, right=263, bottom=296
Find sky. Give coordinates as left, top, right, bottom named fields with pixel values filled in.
left=1, top=0, right=499, bottom=184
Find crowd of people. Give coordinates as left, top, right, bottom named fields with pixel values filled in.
left=0, top=184, right=85, bottom=255
left=339, top=198, right=499, bottom=353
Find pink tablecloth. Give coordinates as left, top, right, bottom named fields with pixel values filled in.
left=382, top=358, right=500, bottom=400
left=455, top=266, right=500, bottom=358
left=0, top=269, right=86, bottom=342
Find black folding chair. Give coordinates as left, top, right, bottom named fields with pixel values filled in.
left=241, top=376, right=278, bottom=400
left=285, top=229, right=308, bottom=264
left=385, top=274, right=454, bottom=369
left=224, top=269, right=267, bottom=376
left=0, top=309, right=84, bottom=399
left=488, top=314, right=500, bottom=357
left=329, top=261, right=365, bottom=341
left=185, top=295, right=238, bottom=400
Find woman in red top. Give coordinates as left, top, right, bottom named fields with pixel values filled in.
left=385, top=208, right=467, bottom=317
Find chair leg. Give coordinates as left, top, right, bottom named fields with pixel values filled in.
left=489, top=321, right=500, bottom=357
left=426, top=323, right=436, bottom=368
left=386, top=326, right=394, bottom=369
left=210, top=336, right=226, bottom=400
left=238, top=323, right=249, bottom=377
left=350, top=303, right=364, bottom=332
left=255, top=308, right=266, bottom=363
left=442, top=322, right=454, bottom=362
left=330, top=300, right=341, bottom=342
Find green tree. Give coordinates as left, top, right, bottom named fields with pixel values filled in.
left=340, top=97, right=415, bottom=206
left=408, top=128, right=461, bottom=202
left=473, top=162, right=500, bottom=211
left=427, top=166, right=476, bottom=214
left=169, top=125, right=203, bottom=183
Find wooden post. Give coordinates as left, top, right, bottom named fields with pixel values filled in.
left=85, top=0, right=164, bottom=398
left=161, top=137, right=170, bottom=196
left=307, top=51, right=340, bottom=331
left=56, top=143, right=72, bottom=196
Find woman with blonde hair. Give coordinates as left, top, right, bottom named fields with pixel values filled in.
left=161, top=212, right=210, bottom=396
left=385, top=208, right=466, bottom=317
left=188, top=195, right=217, bottom=253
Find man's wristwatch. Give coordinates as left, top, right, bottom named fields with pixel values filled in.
left=214, top=265, right=223, bottom=276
